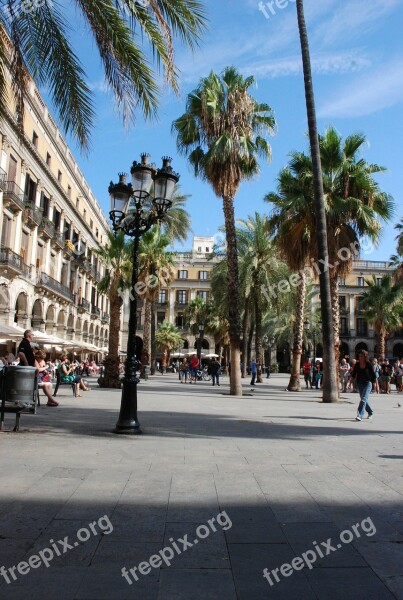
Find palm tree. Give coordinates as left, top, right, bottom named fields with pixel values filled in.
left=95, top=231, right=133, bottom=387
left=138, top=227, right=174, bottom=374
left=295, top=0, right=338, bottom=402
left=173, top=66, right=276, bottom=395
left=236, top=213, right=280, bottom=383
left=155, top=321, right=183, bottom=373
left=267, top=163, right=313, bottom=391
left=361, top=276, right=403, bottom=359
left=266, top=128, right=394, bottom=391
left=389, top=218, right=403, bottom=284
left=0, top=0, right=207, bottom=149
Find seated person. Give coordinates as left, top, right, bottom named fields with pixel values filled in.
left=35, top=351, right=59, bottom=407
left=58, top=355, right=89, bottom=397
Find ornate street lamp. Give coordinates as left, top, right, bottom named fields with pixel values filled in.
left=109, top=153, right=179, bottom=434
left=197, top=321, right=205, bottom=368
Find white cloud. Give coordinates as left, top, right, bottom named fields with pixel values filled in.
left=319, top=58, right=403, bottom=118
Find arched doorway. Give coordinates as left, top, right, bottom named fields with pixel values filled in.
left=45, top=305, right=56, bottom=334
left=393, top=343, right=403, bottom=359
left=57, top=310, right=66, bottom=338
left=14, top=292, right=28, bottom=327
left=67, top=314, right=75, bottom=340
left=355, top=342, right=368, bottom=357
left=340, top=341, right=350, bottom=361
left=32, top=299, right=44, bottom=330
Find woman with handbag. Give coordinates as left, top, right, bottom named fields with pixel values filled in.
left=35, top=351, right=59, bottom=407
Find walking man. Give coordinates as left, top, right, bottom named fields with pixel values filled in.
left=210, top=358, right=221, bottom=387
left=250, top=357, right=257, bottom=386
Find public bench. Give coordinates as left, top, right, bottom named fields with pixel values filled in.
left=0, top=366, right=39, bottom=432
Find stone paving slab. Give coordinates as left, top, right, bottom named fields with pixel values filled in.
left=0, top=373, right=402, bottom=599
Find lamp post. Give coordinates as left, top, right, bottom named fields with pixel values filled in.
left=198, top=321, right=205, bottom=368
left=109, top=153, right=179, bottom=434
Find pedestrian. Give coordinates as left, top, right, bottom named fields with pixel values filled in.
left=313, top=360, right=322, bottom=389
left=17, top=330, right=35, bottom=366
left=210, top=358, right=221, bottom=387
left=189, top=355, right=199, bottom=383
left=379, top=359, right=393, bottom=394
left=371, top=358, right=380, bottom=394
left=351, top=350, right=376, bottom=421
left=339, top=358, right=350, bottom=393
left=348, top=359, right=357, bottom=392
left=250, top=357, right=257, bottom=386
left=179, top=358, right=189, bottom=383
left=266, top=365, right=271, bottom=379
left=303, top=359, right=313, bottom=389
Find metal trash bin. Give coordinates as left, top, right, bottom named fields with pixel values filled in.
left=2, top=366, right=38, bottom=405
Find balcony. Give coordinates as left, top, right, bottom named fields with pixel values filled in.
left=101, top=312, right=110, bottom=323
left=88, top=265, right=101, bottom=282
left=0, top=248, right=31, bottom=279
left=91, top=306, right=101, bottom=318
left=51, top=231, right=64, bottom=251
left=36, top=272, right=74, bottom=302
left=78, top=298, right=90, bottom=313
left=23, top=203, right=43, bottom=230
left=2, top=181, right=24, bottom=213
left=0, top=167, right=7, bottom=191
left=63, top=240, right=74, bottom=259
left=157, top=301, right=168, bottom=308
left=38, top=218, right=55, bottom=241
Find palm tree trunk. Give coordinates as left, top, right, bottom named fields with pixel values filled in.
left=377, top=328, right=386, bottom=360
left=330, top=274, right=341, bottom=397
left=102, top=292, right=122, bottom=388
left=255, top=295, right=263, bottom=383
left=150, top=299, right=156, bottom=375
left=296, top=0, right=338, bottom=402
left=241, top=304, right=250, bottom=378
left=288, top=272, right=306, bottom=391
left=222, top=194, right=242, bottom=395
left=141, top=298, right=151, bottom=376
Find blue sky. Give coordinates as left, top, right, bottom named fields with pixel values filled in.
left=61, top=0, right=402, bottom=259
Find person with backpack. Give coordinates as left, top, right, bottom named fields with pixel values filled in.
left=303, top=360, right=312, bottom=389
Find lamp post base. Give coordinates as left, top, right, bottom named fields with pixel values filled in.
left=113, top=379, right=142, bottom=435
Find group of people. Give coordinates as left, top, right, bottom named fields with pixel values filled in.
left=302, top=359, right=324, bottom=389
left=10, top=330, right=92, bottom=407
left=339, top=356, right=403, bottom=395
left=177, top=356, right=222, bottom=386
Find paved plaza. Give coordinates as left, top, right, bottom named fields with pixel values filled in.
left=0, top=372, right=402, bottom=599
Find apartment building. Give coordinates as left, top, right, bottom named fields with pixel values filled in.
left=338, top=260, right=403, bottom=359
left=0, top=31, right=111, bottom=354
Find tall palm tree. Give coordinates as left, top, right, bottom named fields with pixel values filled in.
left=173, top=66, right=276, bottom=395
left=95, top=231, right=133, bottom=387
left=266, top=128, right=394, bottom=390
left=295, top=0, right=338, bottom=402
left=138, top=227, right=174, bottom=373
left=389, top=217, right=403, bottom=284
left=361, top=276, right=403, bottom=359
left=236, top=213, right=280, bottom=383
left=155, top=320, right=182, bottom=373
left=0, top=0, right=207, bottom=149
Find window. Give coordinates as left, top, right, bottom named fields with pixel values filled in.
left=339, top=295, right=346, bottom=310
left=340, top=316, right=349, bottom=336
left=376, top=277, right=382, bottom=285
left=199, top=271, right=208, bottom=280
left=158, top=290, right=167, bottom=304
left=176, top=313, right=184, bottom=328
left=177, top=290, right=188, bottom=305
left=356, top=318, right=368, bottom=336
left=40, top=192, right=50, bottom=217
left=357, top=277, right=364, bottom=287
left=32, top=131, right=38, bottom=148
left=53, top=209, right=61, bottom=230
left=178, top=270, right=188, bottom=279
left=356, top=296, right=364, bottom=312
left=24, top=174, right=37, bottom=203
left=90, top=219, right=94, bottom=230
left=64, top=222, right=71, bottom=241
left=197, top=291, right=209, bottom=302
left=57, top=170, right=62, bottom=183
left=72, top=230, right=79, bottom=245
left=338, top=277, right=346, bottom=286
left=157, top=312, right=165, bottom=325
left=197, top=246, right=202, bottom=252
left=206, top=247, right=210, bottom=253
left=95, top=228, right=99, bottom=238
left=1, top=216, right=12, bottom=247
left=67, top=185, right=71, bottom=198
left=83, top=209, right=86, bottom=220
left=46, top=152, right=51, bottom=166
